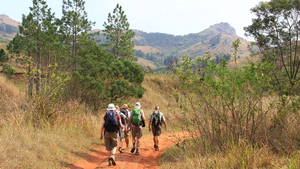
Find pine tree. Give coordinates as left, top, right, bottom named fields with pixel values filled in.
left=0, top=49, right=8, bottom=63
left=59, top=0, right=95, bottom=72
left=103, top=3, right=135, bottom=60
left=18, top=0, right=57, bottom=96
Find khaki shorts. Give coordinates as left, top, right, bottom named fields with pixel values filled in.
left=131, top=125, right=143, bottom=139
left=104, top=131, right=118, bottom=151
left=152, top=126, right=162, bottom=136
left=119, top=128, right=125, bottom=138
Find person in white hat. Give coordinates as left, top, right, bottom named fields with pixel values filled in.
left=127, top=102, right=146, bottom=155
left=100, top=103, right=123, bottom=166
left=120, top=104, right=131, bottom=147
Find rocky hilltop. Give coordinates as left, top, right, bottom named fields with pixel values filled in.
left=0, top=14, right=20, bottom=42
left=201, top=22, right=238, bottom=37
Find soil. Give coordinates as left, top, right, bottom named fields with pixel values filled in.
left=67, top=131, right=188, bottom=169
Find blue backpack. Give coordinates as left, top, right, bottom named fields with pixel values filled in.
left=105, top=111, right=119, bottom=132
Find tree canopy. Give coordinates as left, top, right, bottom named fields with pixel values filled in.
left=6, top=0, right=145, bottom=111
left=244, top=0, right=300, bottom=95
left=103, top=3, right=135, bottom=60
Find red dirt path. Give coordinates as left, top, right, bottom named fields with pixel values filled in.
left=67, top=132, right=188, bottom=169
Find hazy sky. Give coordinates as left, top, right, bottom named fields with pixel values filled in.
left=2, top=0, right=264, bottom=40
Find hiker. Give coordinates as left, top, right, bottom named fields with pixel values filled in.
left=148, top=106, right=167, bottom=151
left=120, top=104, right=131, bottom=147
left=100, top=103, right=123, bottom=166
left=128, top=102, right=146, bottom=155
left=115, top=105, right=126, bottom=153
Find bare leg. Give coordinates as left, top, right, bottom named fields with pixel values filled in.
left=154, top=136, right=159, bottom=146
left=125, top=137, right=129, bottom=147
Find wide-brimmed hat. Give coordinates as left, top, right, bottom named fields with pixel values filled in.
left=122, top=104, right=129, bottom=109
left=134, top=102, right=141, bottom=109
left=107, top=103, right=116, bottom=111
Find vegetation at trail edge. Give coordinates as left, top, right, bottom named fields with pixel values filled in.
left=1, top=0, right=300, bottom=168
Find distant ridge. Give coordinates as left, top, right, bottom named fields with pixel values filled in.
left=0, top=14, right=21, bottom=27
left=0, top=15, right=20, bottom=42
left=0, top=14, right=257, bottom=70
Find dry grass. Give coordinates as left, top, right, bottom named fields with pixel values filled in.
left=0, top=73, right=182, bottom=168
left=134, top=45, right=160, bottom=53
left=0, top=75, right=102, bottom=168
left=129, top=74, right=181, bottom=126
left=160, top=139, right=300, bottom=169
left=1, top=73, right=299, bottom=168
left=136, top=57, right=156, bottom=69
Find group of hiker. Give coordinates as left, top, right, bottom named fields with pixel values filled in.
left=100, top=102, right=167, bottom=166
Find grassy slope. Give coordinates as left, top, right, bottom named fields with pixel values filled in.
left=1, top=69, right=299, bottom=168
left=0, top=73, right=181, bottom=168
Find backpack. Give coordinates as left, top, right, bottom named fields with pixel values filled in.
left=151, top=111, right=161, bottom=127
left=120, top=109, right=129, bottom=124
left=131, top=108, right=142, bottom=125
left=104, top=111, right=119, bottom=132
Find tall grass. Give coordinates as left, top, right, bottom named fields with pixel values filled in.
left=0, top=75, right=103, bottom=168
left=158, top=55, right=300, bottom=168
left=159, top=139, right=298, bottom=168
left=0, top=73, right=180, bottom=168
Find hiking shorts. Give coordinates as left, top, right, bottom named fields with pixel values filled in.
left=104, top=131, right=118, bottom=151
left=131, top=125, right=143, bottom=139
left=119, top=128, right=125, bottom=138
left=151, top=126, right=162, bottom=136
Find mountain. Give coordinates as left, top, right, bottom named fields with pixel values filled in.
left=0, top=15, right=256, bottom=69
left=0, top=14, right=20, bottom=42
left=132, top=22, right=254, bottom=62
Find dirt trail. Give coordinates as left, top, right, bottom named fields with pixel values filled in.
left=67, top=131, right=188, bottom=169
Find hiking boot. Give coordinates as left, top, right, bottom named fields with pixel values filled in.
left=130, top=147, right=135, bottom=153
left=109, top=155, right=116, bottom=166
left=155, top=146, right=159, bottom=151
left=135, top=149, right=140, bottom=155
left=108, top=159, right=112, bottom=166
left=118, top=147, right=124, bottom=153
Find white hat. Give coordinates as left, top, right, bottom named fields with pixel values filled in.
left=134, top=102, right=141, bottom=109
left=107, top=103, right=116, bottom=111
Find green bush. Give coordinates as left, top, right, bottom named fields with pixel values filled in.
left=2, top=65, right=16, bottom=79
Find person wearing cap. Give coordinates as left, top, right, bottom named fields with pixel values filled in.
left=100, top=103, right=123, bottom=166
left=120, top=104, right=131, bottom=147
left=148, top=106, right=167, bottom=151
left=128, top=102, right=146, bottom=155
left=115, top=105, right=126, bottom=153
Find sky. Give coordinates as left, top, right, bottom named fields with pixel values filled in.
left=2, top=0, right=264, bottom=40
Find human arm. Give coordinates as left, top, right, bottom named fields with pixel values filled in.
left=163, top=120, right=167, bottom=130
left=141, top=110, right=147, bottom=127
left=117, top=114, right=124, bottom=129
left=127, top=116, right=132, bottom=130
left=119, top=118, right=124, bottom=129
left=162, top=114, right=167, bottom=130
left=148, top=119, right=152, bottom=131
left=100, top=123, right=105, bottom=140
left=148, top=113, right=152, bottom=131
left=122, top=114, right=127, bottom=132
